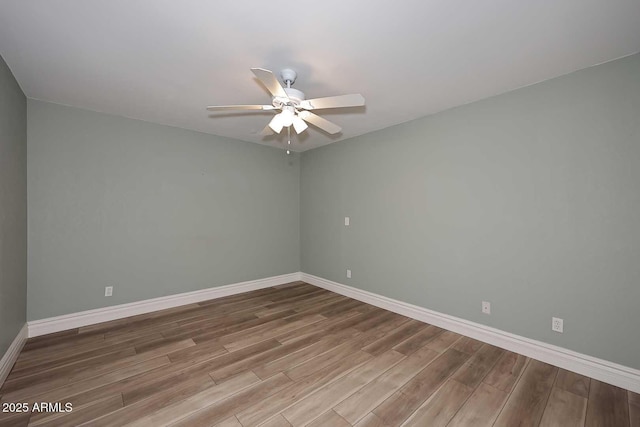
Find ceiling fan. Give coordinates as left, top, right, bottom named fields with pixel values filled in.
left=206, top=68, right=365, bottom=143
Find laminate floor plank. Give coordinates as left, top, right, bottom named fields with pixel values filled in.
left=66, top=371, right=214, bottom=426
left=539, top=387, right=587, bottom=427
left=0, top=283, right=632, bottom=426
left=307, top=410, right=351, bottom=427
left=451, top=344, right=504, bottom=388
left=258, top=289, right=331, bottom=310
left=255, top=294, right=344, bottom=319
left=172, top=373, right=292, bottom=427
left=1, top=354, right=149, bottom=402
left=236, top=350, right=373, bottom=427
left=52, top=352, right=229, bottom=415
left=402, top=379, right=473, bottom=427
left=259, top=414, right=293, bottom=427
left=352, top=310, right=408, bottom=333
left=631, top=402, right=640, bottom=427
left=447, top=382, right=508, bottom=426
left=585, top=380, right=630, bottom=427
left=554, top=368, right=591, bottom=398
left=169, top=312, right=259, bottom=337
left=493, top=360, right=558, bottom=427
left=222, top=314, right=326, bottom=352
left=632, top=392, right=640, bottom=427
left=11, top=332, right=164, bottom=371
left=424, top=330, right=463, bottom=353
left=253, top=328, right=362, bottom=380
left=362, top=320, right=429, bottom=356
left=274, top=310, right=361, bottom=345
left=2, top=356, right=170, bottom=406
left=164, top=305, right=264, bottom=332
left=322, top=309, right=386, bottom=335
left=166, top=339, right=228, bottom=364
left=353, top=412, right=389, bottom=427
left=482, top=351, right=528, bottom=393
left=283, top=323, right=404, bottom=383
left=333, top=345, right=440, bottom=424
left=450, top=336, right=484, bottom=355
left=98, top=306, right=228, bottom=337
left=215, top=416, right=244, bottom=427
left=9, top=337, right=151, bottom=378
left=371, top=348, right=471, bottom=426
left=162, top=313, right=261, bottom=341
left=29, top=394, right=123, bottom=427
left=122, top=370, right=261, bottom=427
left=22, top=329, right=79, bottom=347
left=191, top=310, right=298, bottom=344
left=392, top=324, right=444, bottom=355
left=210, top=328, right=344, bottom=383
left=122, top=366, right=215, bottom=406
left=282, top=350, right=404, bottom=426
left=0, top=411, right=30, bottom=427
left=273, top=281, right=307, bottom=290
left=91, top=338, right=194, bottom=375
left=21, top=330, right=99, bottom=353
left=245, top=289, right=337, bottom=316
left=17, top=333, right=107, bottom=362
left=1, top=348, right=137, bottom=394
left=318, top=298, right=369, bottom=318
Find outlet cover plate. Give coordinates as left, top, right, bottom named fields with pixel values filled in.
left=552, top=317, right=563, bottom=333
left=105, top=286, right=113, bottom=297
left=482, top=301, right=491, bottom=314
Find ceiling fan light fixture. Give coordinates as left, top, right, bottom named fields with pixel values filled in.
left=292, top=116, right=308, bottom=134
left=280, top=107, right=295, bottom=127
left=268, top=114, right=284, bottom=133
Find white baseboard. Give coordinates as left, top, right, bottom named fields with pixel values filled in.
left=23, top=271, right=640, bottom=393
left=0, top=324, right=28, bottom=387
left=301, top=272, right=640, bottom=394
left=27, top=272, right=302, bottom=338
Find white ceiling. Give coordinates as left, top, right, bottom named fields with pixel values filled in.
left=1, top=1, right=639, bottom=151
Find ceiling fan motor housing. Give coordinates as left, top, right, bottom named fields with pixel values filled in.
left=283, top=87, right=305, bottom=103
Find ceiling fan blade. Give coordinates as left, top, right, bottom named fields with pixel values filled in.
left=206, top=105, right=275, bottom=111
left=268, top=113, right=285, bottom=134
left=299, top=111, right=342, bottom=134
left=292, top=115, right=308, bottom=134
left=251, top=68, right=289, bottom=99
left=300, top=94, right=365, bottom=110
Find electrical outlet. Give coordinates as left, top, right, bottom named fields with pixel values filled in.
left=346, top=269, right=352, bottom=279
left=552, top=317, right=563, bottom=333
left=344, top=217, right=350, bottom=226
left=105, top=286, right=113, bottom=297
left=482, top=301, right=491, bottom=314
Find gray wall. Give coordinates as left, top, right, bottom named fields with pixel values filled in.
left=301, top=53, right=640, bottom=369
left=0, top=55, right=27, bottom=355
left=28, top=100, right=300, bottom=320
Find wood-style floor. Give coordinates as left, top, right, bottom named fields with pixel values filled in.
left=0, top=282, right=637, bottom=427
